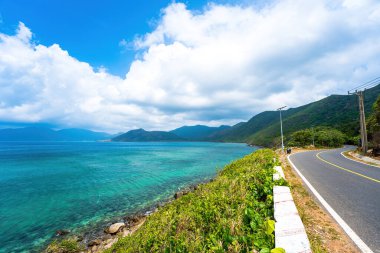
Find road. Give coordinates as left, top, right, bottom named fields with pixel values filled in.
left=288, top=146, right=380, bottom=253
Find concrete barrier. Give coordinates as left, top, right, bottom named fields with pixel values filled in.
left=273, top=166, right=311, bottom=253
left=273, top=165, right=285, bottom=181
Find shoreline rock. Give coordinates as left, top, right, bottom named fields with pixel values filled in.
left=55, top=229, right=70, bottom=237
left=46, top=179, right=209, bottom=253
left=105, top=222, right=125, bottom=234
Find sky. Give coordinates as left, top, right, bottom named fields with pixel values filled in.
left=0, top=0, right=380, bottom=133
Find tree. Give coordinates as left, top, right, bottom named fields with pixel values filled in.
left=367, top=95, right=380, bottom=154
left=315, top=129, right=345, bottom=147
left=288, top=127, right=345, bottom=148
left=288, top=129, right=313, bottom=147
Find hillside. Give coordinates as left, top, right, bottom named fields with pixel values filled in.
left=0, top=127, right=110, bottom=141
left=170, top=125, right=230, bottom=140
left=213, top=84, right=380, bottom=146
left=104, top=149, right=277, bottom=253
left=112, top=129, right=185, bottom=142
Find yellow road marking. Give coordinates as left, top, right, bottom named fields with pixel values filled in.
left=316, top=151, right=380, bottom=184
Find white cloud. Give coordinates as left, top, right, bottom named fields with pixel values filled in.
left=1, top=0, right=380, bottom=132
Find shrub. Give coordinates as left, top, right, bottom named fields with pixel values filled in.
left=288, top=127, right=346, bottom=148
left=106, top=149, right=278, bottom=253
left=315, top=128, right=346, bottom=147
left=367, top=95, right=380, bottom=152
left=45, top=238, right=83, bottom=253
left=288, top=129, right=313, bottom=147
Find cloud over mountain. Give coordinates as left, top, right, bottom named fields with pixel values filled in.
left=1, top=0, right=380, bottom=132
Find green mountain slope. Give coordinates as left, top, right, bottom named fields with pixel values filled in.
left=112, top=129, right=185, bottom=142
left=215, top=84, right=380, bottom=146
left=170, top=125, right=231, bottom=140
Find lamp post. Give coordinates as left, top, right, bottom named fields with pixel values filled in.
left=277, top=106, right=287, bottom=153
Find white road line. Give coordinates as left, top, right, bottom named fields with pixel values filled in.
left=340, top=151, right=380, bottom=169
left=287, top=153, right=374, bottom=253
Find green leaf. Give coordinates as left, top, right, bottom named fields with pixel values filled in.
left=264, top=219, right=275, bottom=235
left=260, top=248, right=270, bottom=253
left=271, top=248, right=286, bottom=253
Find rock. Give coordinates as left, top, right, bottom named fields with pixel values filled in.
left=122, top=229, right=132, bottom=237
left=55, top=229, right=70, bottom=236
left=102, top=234, right=112, bottom=240
left=124, top=215, right=142, bottom=226
left=88, top=239, right=102, bottom=247
left=104, top=238, right=118, bottom=249
left=106, top=222, right=125, bottom=234
left=174, top=191, right=184, bottom=199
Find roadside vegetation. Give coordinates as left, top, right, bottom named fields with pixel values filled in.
left=45, top=238, right=84, bottom=253
left=103, top=149, right=282, bottom=253
left=287, top=127, right=346, bottom=148
left=367, top=94, right=380, bottom=155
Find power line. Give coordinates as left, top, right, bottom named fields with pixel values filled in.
left=346, top=77, right=380, bottom=153
left=348, top=76, right=380, bottom=94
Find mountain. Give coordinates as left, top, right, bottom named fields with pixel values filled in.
left=0, top=127, right=111, bottom=141
left=212, top=84, right=380, bottom=146
left=55, top=128, right=111, bottom=141
left=170, top=125, right=231, bottom=140
left=112, top=129, right=185, bottom=142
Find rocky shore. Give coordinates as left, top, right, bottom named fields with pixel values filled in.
left=46, top=182, right=206, bottom=253
left=85, top=215, right=146, bottom=252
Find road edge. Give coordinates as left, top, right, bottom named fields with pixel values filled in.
left=287, top=153, right=374, bottom=253
left=341, top=150, right=380, bottom=169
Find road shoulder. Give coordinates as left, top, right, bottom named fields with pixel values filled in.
left=279, top=150, right=360, bottom=253
left=342, top=150, right=380, bottom=168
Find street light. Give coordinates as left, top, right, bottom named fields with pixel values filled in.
left=277, top=106, right=286, bottom=153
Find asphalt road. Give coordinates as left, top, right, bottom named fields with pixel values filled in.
left=288, top=146, right=380, bottom=252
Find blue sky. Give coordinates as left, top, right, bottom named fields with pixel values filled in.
left=0, top=0, right=237, bottom=76
left=0, top=0, right=380, bottom=132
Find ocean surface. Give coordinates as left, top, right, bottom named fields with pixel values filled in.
left=0, top=141, right=256, bottom=252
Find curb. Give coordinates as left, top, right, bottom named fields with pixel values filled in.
left=341, top=151, right=380, bottom=168
left=287, top=154, right=374, bottom=253
left=273, top=165, right=311, bottom=253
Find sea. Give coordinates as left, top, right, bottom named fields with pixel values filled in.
left=0, top=141, right=256, bottom=252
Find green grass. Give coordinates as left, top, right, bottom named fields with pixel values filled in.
left=45, top=238, right=84, bottom=253
left=105, top=149, right=278, bottom=253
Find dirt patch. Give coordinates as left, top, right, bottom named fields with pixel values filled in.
left=279, top=150, right=360, bottom=253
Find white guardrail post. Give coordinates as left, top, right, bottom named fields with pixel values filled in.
left=273, top=165, right=312, bottom=253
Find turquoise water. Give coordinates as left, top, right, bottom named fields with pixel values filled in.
left=0, top=141, right=255, bottom=252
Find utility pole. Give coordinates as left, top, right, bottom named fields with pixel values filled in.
left=348, top=90, right=368, bottom=153
left=358, top=91, right=368, bottom=153
left=312, top=126, right=315, bottom=147
left=277, top=106, right=286, bottom=153
left=348, top=77, right=380, bottom=154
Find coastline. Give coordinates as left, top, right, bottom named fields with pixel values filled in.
left=46, top=180, right=208, bottom=253
left=0, top=141, right=255, bottom=253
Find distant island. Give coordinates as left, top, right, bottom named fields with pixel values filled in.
left=112, top=128, right=185, bottom=142
left=0, top=127, right=111, bottom=141
left=112, top=125, right=231, bottom=142
left=1, top=83, right=379, bottom=145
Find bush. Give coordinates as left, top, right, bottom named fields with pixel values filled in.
left=106, top=149, right=278, bottom=253
left=315, top=128, right=346, bottom=147
left=288, top=129, right=313, bottom=147
left=367, top=95, right=380, bottom=152
left=45, top=238, right=83, bottom=253
left=288, top=127, right=346, bottom=148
